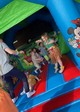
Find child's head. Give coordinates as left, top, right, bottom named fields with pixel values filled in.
left=41, top=32, right=49, bottom=41
left=30, top=48, right=35, bottom=55
left=33, top=48, right=36, bottom=53
left=39, top=42, right=43, bottom=47
left=33, top=48, right=40, bottom=53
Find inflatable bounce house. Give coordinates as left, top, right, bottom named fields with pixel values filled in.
left=0, top=0, right=80, bottom=112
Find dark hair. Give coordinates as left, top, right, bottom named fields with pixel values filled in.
left=34, top=48, right=40, bottom=53
left=39, top=42, right=43, bottom=46
left=23, top=50, right=26, bottom=54
left=41, top=32, right=49, bottom=38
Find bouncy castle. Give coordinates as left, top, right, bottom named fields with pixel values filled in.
left=0, top=0, right=80, bottom=112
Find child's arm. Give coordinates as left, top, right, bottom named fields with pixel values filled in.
left=47, top=38, right=55, bottom=45
left=35, top=57, right=43, bottom=61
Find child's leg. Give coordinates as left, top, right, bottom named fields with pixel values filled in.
left=34, top=64, right=42, bottom=73
left=57, top=57, right=64, bottom=73
left=54, top=63, right=58, bottom=73
left=40, top=57, right=45, bottom=65
left=37, top=64, right=42, bottom=73
left=34, top=68, right=38, bottom=74
left=35, top=67, right=42, bottom=73
left=39, top=69, right=42, bottom=73
left=42, top=62, right=45, bottom=65
left=29, top=85, right=33, bottom=92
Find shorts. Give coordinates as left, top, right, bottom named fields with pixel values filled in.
left=34, top=63, right=41, bottom=69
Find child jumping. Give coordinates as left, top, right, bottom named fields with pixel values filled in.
left=25, top=72, right=41, bottom=92
left=38, top=42, right=50, bottom=63
left=41, top=32, right=64, bottom=73
left=30, top=48, right=43, bottom=74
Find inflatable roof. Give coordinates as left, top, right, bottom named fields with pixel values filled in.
left=0, top=0, right=44, bottom=34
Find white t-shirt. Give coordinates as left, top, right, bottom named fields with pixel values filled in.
left=0, top=42, right=13, bottom=76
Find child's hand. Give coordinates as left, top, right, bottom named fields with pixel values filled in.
left=19, top=51, right=24, bottom=54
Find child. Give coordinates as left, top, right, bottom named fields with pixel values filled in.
left=25, top=72, right=41, bottom=92
left=41, top=32, right=64, bottom=73
left=38, top=42, right=50, bottom=63
left=0, top=76, right=18, bottom=112
left=33, top=48, right=45, bottom=65
left=30, top=49, right=43, bottom=74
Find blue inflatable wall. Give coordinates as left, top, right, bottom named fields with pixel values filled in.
left=74, top=1, right=80, bottom=13
left=0, top=0, right=12, bottom=8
